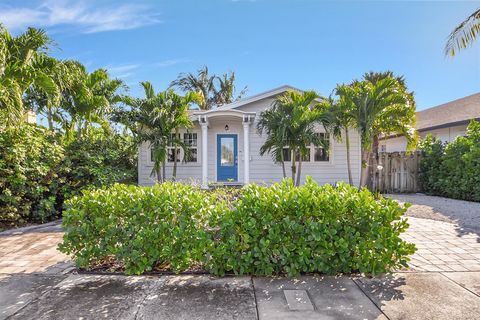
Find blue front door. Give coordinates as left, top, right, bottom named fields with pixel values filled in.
left=217, top=134, right=238, bottom=181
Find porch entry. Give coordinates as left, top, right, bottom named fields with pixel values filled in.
left=217, top=134, right=238, bottom=181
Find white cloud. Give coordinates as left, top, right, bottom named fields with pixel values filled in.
left=154, top=58, right=191, bottom=68
left=0, top=0, right=161, bottom=33
left=106, top=64, right=139, bottom=79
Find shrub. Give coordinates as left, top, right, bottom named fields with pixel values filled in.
left=60, top=178, right=415, bottom=276
left=419, top=120, right=480, bottom=202
left=0, top=121, right=138, bottom=225
left=60, top=130, right=137, bottom=200
left=59, top=182, right=227, bottom=275
left=0, top=123, right=64, bottom=223
left=208, top=178, right=414, bottom=276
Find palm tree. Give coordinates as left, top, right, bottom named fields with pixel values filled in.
left=259, top=90, right=327, bottom=186
left=319, top=91, right=354, bottom=185
left=346, top=74, right=416, bottom=188
left=121, top=83, right=199, bottom=182
left=171, top=66, right=247, bottom=109
left=170, top=66, right=215, bottom=110
left=257, top=107, right=288, bottom=178
left=0, top=25, right=58, bottom=122
left=214, top=71, right=247, bottom=106
left=445, top=8, right=480, bottom=56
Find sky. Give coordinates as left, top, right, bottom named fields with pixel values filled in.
left=1, top=0, right=479, bottom=110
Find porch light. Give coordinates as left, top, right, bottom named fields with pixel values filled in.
left=225, top=125, right=229, bottom=131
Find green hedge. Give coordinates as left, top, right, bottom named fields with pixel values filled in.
left=419, top=120, right=480, bottom=202
left=0, top=121, right=137, bottom=225
left=59, top=178, right=415, bottom=276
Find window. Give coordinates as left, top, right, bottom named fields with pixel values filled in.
left=313, top=133, right=330, bottom=162
left=150, top=132, right=198, bottom=164
left=167, top=133, right=181, bottom=162
left=183, top=133, right=198, bottom=163
left=282, top=147, right=310, bottom=162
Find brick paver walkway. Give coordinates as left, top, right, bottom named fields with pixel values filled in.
left=0, top=221, right=72, bottom=275
left=403, top=217, right=480, bottom=272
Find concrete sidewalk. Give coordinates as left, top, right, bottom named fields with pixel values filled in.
left=1, top=271, right=480, bottom=320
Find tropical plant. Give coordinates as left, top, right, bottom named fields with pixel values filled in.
left=341, top=73, right=416, bottom=188
left=0, top=25, right=58, bottom=122
left=121, top=82, right=199, bottom=182
left=445, top=8, right=480, bottom=56
left=214, top=71, right=248, bottom=106
left=171, top=66, right=246, bottom=109
left=318, top=92, right=354, bottom=185
left=258, top=90, right=329, bottom=185
left=59, top=178, right=416, bottom=276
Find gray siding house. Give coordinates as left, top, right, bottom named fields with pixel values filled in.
left=138, top=85, right=362, bottom=187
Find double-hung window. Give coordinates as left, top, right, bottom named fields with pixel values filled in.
left=167, top=133, right=181, bottom=162
left=183, top=133, right=198, bottom=163
left=313, top=133, right=330, bottom=162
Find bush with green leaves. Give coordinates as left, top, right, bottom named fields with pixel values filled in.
left=419, top=120, right=480, bottom=202
left=60, top=178, right=415, bottom=276
left=0, top=119, right=137, bottom=225
left=60, top=130, right=137, bottom=200
left=59, top=182, right=227, bottom=275
left=0, top=123, right=65, bottom=223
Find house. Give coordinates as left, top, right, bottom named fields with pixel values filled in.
left=379, top=92, right=480, bottom=152
left=138, top=85, right=362, bottom=187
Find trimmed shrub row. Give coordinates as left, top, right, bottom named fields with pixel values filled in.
left=59, top=177, right=415, bottom=276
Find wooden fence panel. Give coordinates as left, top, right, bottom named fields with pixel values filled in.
left=369, top=151, right=422, bottom=193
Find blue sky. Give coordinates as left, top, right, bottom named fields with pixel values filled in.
left=1, top=0, right=479, bottom=110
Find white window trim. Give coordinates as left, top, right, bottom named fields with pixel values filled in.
left=281, top=132, right=333, bottom=164
left=149, top=130, right=202, bottom=167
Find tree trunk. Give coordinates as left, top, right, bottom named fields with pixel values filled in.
left=359, top=149, right=370, bottom=188
left=172, top=130, right=178, bottom=180
left=280, top=148, right=286, bottom=178
left=295, top=157, right=302, bottom=186
left=290, top=148, right=296, bottom=184
left=162, top=160, right=166, bottom=183
left=345, top=128, right=353, bottom=185
left=371, top=135, right=380, bottom=191
left=46, top=108, right=54, bottom=131
left=156, top=167, right=162, bottom=183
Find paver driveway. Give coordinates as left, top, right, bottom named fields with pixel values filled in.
left=0, top=221, right=72, bottom=275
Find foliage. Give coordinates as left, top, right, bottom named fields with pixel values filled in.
left=0, top=25, right=58, bottom=123
left=0, top=122, right=64, bottom=223
left=119, top=83, right=199, bottom=182
left=445, top=9, right=480, bottom=56
left=419, top=120, right=480, bottom=202
left=59, top=178, right=415, bottom=276
left=0, top=119, right=137, bottom=225
left=60, top=129, right=137, bottom=199
left=170, top=66, right=247, bottom=109
left=335, top=72, right=417, bottom=188
left=59, top=182, right=226, bottom=275
left=257, top=90, right=330, bottom=185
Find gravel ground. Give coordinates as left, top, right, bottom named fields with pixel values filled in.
left=384, top=193, right=480, bottom=233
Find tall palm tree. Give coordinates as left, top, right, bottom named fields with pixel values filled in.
left=0, top=25, right=58, bottom=122
left=170, top=66, right=214, bottom=110
left=257, top=107, right=288, bottom=178
left=346, top=75, right=416, bottom=188
left=171, top=66, right=247, bottom=109
left=259, top=90, right=327, bottom=186
left=214, top=71, right=247, bottom=106
left=319, top=91, right=354, bottom=185
left=445, top=8, right=480, bottom=56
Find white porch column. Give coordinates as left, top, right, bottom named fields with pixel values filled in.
left=243, top=121, right=250, bottom=184
left=201, top=120, right=208, bottom=189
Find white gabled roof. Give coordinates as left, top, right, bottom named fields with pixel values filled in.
left=214, top=85, right=303, bottom=110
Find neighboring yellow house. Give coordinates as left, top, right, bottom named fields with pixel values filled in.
left=380, top=92, right=480, bottom=152
left=25, top=111, right=36, bottom=124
